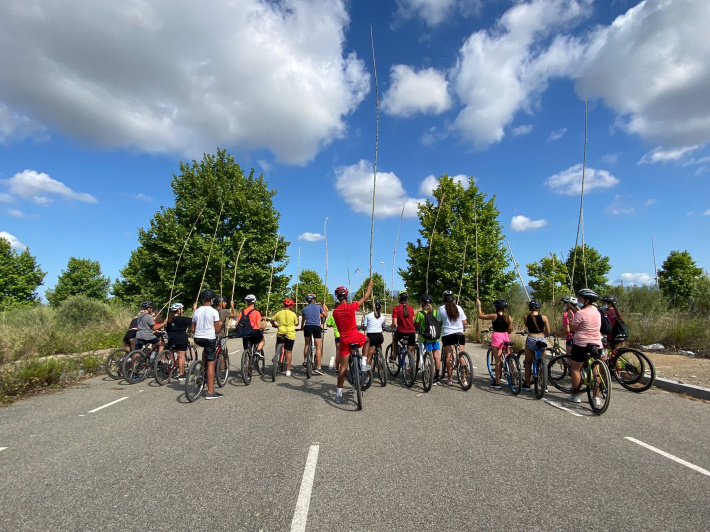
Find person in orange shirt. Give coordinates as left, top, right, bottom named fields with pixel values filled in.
left=236, top=294, right=266, bottom=358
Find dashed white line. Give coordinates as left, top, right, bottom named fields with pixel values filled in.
left=543, top=398, right=583, bottom=417
left=88, top=397, right=128, bottom=413
left=0, top=447, right=7, bottom=452
left=625, top=437, right=710, bottom=478
left=290, top=443, right=320, bottom=532
left=328, top=357, right=335, bottom=369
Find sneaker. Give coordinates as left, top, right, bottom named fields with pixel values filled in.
left=567, top=394, right=582, bottom=403
left=177, top=374, right=186, bottom=382
left=257, top=351, right=265, bottom=360
left=462, top=378, right=468, bottom=387
left=447, top=380, right=454, bottom=385
left=490, top=381, right=502, bottom=389
left=362, top=363, right=371, bottom=372
left=204, top=391, right=224, bottom=400
left=522, top=386, right=532, bottom=392
left=313, top=368, right=323, bottom=376
left=285, top=370, right=292, bottom=376
left=335, top=395, right=342, bottom=404
left=593, top=396, right=603, bottom=408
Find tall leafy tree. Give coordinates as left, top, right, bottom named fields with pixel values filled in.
left=565, top=245, right=610, bottom=294
left=113, top=149, right=290, bottom=307
left=401, top=175, right=514, bottom=305
left=352, top=273, right=388, bottom=311
left=526, top=253, right=569, bottom=303
left=46, top=257, right=110, bottom=306
left=658, top=250, right=703, bottom=307
left=288, top=269, right=328, bottom=305
left=0, top=238, right=46, bottom=310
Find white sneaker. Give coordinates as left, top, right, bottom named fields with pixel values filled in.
left=285, top=370, right=292, bottom=376
left=362, top=363, right=371, bottom=371
left=593, top=396, right=603, bottom=408
left=567, top=394, right=582, bottom=403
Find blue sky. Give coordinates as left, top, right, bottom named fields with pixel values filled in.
left=1, top=0, right=709, bottom=301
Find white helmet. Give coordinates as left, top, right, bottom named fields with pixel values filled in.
left=170, top=302, right=184, bottom=312
left=245, top=294, right=257, bottom=303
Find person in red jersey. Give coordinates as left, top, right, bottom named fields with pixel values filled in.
left=331, top=278, right=373, bottom=404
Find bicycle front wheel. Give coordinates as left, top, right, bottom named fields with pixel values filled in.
left=611, top=348, right=656, bottom=392
left=402, top=349, right=416, bottom=388
left=185, top=360, right=205, bottom=402
left=587, top=359, right=612, bottom=415
left=375, top=348, right=387, bottom=387
left=422, top=350, right=434, bottom=392
left=486, top=348, right=495, bottom=379
left=386, top=344, right=399, bottom=377
left=122, top=351, right=148, bottom=384
left=153, top=350, right=174, bottom=385
left=305, top=346, right=313, bottom=379
left=353, top=356, right=363, bottom=411
left=216, top=350, right=229, bottom=387
left=506, top=354, right=522, bottom=395
left=457, top=351, right=473, bottom=391
left=547, top=354, right=573, bottom=393
left=534, top=358, right=547, bottom=399
left=105, top=349, right=126, bottom=380
left=241, top=349, right=253, bottom=385
left=272, top=344, right=280, bottom=382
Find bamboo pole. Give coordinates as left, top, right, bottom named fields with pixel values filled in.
left=220, top=250, right=224, bottom=297
left=550, top=252, right=557, bottom=305
left=368, top=24, right=379, bottom=280
left=295, top=246, right=301, bottom=310
left=347, top=256, right=351, bottom=298
left=392, top=204, right=405, bottom=296
left=474, top=199, right=480, bottom=336
left=155, top=291, right=184, bottom=318
left=570, top=99, right=588, bottom=292
left=322, top=216, right=330, bottom=306
left=507, top=241, right=530, bottom=301
left=652, top=236, right=660, bottom=289
left=457, top=236, right=469, bottom=304
left=265, top=234, right=280, bottom=318
left=169, top=205, right=205, bottom=302
left=195, top=202, right=224, bottom=305
left=425, top=193, right=445, bottom=294
left=229, top=238, right=247, bottom=301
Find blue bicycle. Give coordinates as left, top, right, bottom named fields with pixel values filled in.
left=384, top=326, right=416, bottom=388
left=516, top=332, right=548, bottom=399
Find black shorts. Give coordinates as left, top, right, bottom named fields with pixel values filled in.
left=303, top=325, right=322, bottom=339
left=168, top=343, right=189, bottom=352
left=242, top=330, right=264, bottom=350
left=570, top=344, right=601, bottom=363
left=277, top=336, right=295, bottom=351
left=135, top=336, right=160, bottom=350
left=442, top=333, right=466, bottom=347
left=123, top=330, right=136, bottom=344
left=394, top=331, right=416, bottom=347
left=367, top=332, right=384, bottom=347
left=194, top=337, right=217, bottom=362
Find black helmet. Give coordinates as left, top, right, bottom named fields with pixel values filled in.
left=601, top=295, right=616, bottom=304
left=528, top=300, right=542, bottom=310
left=200, top=289, right=216, bottom=302
left=420, top=294, right=433, bottom=304
left=212, top=296, right=224, bottom=306
left=398, top=291, right=408, bottom=302
left=375, top=299, right=382, bottom=308
left=442, top=290, right=454, bottom=302
left=577, top=288, right=599, bottom=303
left=493, top=299, right=508, bottom=310
left=141, top=301, right=154, bottom=310
left=306, top=293, right=316, bottom=302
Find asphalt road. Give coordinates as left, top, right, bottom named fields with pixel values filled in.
left=1, top=327, right=709, bottom=531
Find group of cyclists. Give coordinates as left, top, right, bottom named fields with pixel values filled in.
left=122, top=277, right=625, bottom=405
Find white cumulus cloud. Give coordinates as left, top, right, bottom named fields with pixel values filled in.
left=545, top=164, right=619, bottom=196
left=0, top=231, right=26, bottom=251
left=638, top=145, right=700, bottom=165
left=334, top=160, right=425, bottom=218
left=3, top=170, right=97, bottom=204
left=510, top=215, right=547, bottom=231
left=418, top=174, right=469, bottom=196
left=617, top=273, right=655, bottom=287
left=0, top=0, right=369, bottom=165
left=298, top=232, right=325, bottom=242
left=395, top=0, right=483, bottom=26
left=382, top=65, right=452, bottom=118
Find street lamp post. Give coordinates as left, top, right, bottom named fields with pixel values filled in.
left=379, top=261, right=386, bottom=314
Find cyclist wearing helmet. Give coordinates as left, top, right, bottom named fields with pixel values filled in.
left=390, top=291, right=416, bottom=362
left=191, top=289, right=223, bottom=399
left=557, top=297, right=579, bottom=355
left=568, top=288, right=603, bottom=404
left=332, top=279, right=373, bottom=404
left=522, top=300, right=550, bottom=391
left=362, top=299, right=386, bottom=369
left=237, top=294, right=265, bottom=357
left=166, top=303, right=192, bottom=380
left=300, top=293, right=327, bottom=375
left=213, top=296, right=236, bottom=351
left=438, top=291, right=468, bottom=386
left=601, top=295, right=625, bottom=348
left=477, top=298, right=512, bottom=388
left=415, top=294, right=441, bottom=384
left=270, top=299, right=299, bottom=376
left=135, top=301, right=164, bottom=354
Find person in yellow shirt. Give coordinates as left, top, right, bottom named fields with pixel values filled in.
left=270, top=298, right=299, bottom=376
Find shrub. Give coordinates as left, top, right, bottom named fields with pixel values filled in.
left=57, top=295, right=110, bottom=327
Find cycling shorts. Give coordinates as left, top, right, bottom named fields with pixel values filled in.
left=367, top=332, right=384, bottom=347
left=339, top=332, right=367, bottom=356
left=570, top=343, right=601, bottom=363
left=194, top=337, right=217, bottom=362
left=135, top=336, right=160, bottom=350
left=442, top=333, right=466, bottom=347
left=242, top=330, right=263, bottom=350
left=303, top=325, right=322, bottom=339
left=394, top=331, right=416, bottom=347
left=490, top=332, right=510, bottom=349
left=123, top=330, right=136, bottom=344
left=277, top=336, right=295, bottom=351
left=168, top=343, right=189, bottom=352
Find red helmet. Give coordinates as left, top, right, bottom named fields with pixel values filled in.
left=283, top=298, right=295, bottom=307
left=334, top=286, right=348, bottom=299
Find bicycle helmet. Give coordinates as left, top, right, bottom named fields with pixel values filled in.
left=244, top=294, right=257, bottom=303
left=420, top=294, right=433, bottom=304
left=170, top=302, right=184, bottom=312
left=334, top=286, right=348, bottom=299
left=562, top=296, right=578, bottom=306
left=398, top=291, right=408, bottom=302
left=493, top=299, right=508, bottom=310
left=283, top=298, right=295, bottom=307
left=374, top=299, right=382, bottom=309
left=200, top=289, right=216, bottom=302
left=141, top=301, right=154, bottom=310
left=305, top=293, right=316, bottom=302
left=442, top=290, right=454, bottom=302
left=212, top=296, right=224, bottom=306
left=528, top=300, right=542, bottom=310
left=576, top=288, right=599, bottom=303
left=601, top=295, right=616, bottom=305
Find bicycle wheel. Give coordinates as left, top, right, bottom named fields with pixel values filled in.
left=402, top=349, right=416, bottom=388
left=241, top=349, right=253, bottom=385
left=255, top=348, right=265, bottom=375
left=122, top=351, right=148, bottom=384
left=587, top=359, right=612, bottom=415
left=153, top=350, right=174, bottom=385
left=305, top=345, right=313, bottom=379
left=422, top=350, right=434, bottom=392
left=272, top=343, right=281, bottom=382
left=374, top=348, right=387, bottom=387
left=486, top=348, right=495, bottom=379
left=534, top=357, right=547, bottom=399
left=105, top=349, right=127, bottom=380
left=547, top=354, right=573, bottom=393
left=353, top=356, right=363, bottom=411
left=185, top=359, right=205, bottom=402
left=506, top=354, right=522, bottom=395
left=216, top=350, right=229, bottom=387
left=457, top=351, right=473, bottom=391
left=611, top=348, right=656, bottom=392
left=386, top=344, right=400, bottom=377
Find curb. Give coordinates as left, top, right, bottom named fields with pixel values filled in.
left=650, top=377, right=710, bottom=401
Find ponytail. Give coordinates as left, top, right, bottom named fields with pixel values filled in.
left=445, top=300, right=459, bottom=321
left=403, top=303, right=409, bottom=319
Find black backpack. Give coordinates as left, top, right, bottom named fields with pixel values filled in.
left=611, top=315, right=629, bottom=341
left=597, top=306, right=613, bottom=336
left=420, top=310, right=442, bottom=341
left=235, top=309, right=255, bottom=338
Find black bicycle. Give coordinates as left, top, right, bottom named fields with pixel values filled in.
left=414, top=334, right=435, bottom=392
left=516, top=333, right=548, bottom=399
left=185, top=340, right=229, bottom=402
left=122, top=334, right=165, bottom=384
left=384, top=327, right=416, bottom=388
left=241, top=338, right=264, bottom=385
left=272, top=334, right=288, bottom=382
left=344, top=342, right=367, bottom=410
left=154, top=343, right=198, bottom=385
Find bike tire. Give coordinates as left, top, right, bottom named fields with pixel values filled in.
left=255, top=348, right=265, bottom=375
left=457, top=351, right=473, bottom=391
left=105, top=349, right=126, bottom=380
left=486, top=347, right=495, bottom=379
left=241, top=349, right=253, bottom=385
left=402, top=349, right=416, bottom=388
left=122, top=350, right=148, bottom=384
left=547, top=354, right=574, bottom=393
left=216, top=350, right=229, bottom=387
left=507, top=354, right=522, bottom=395
left=386, top=344, right=400, bottom=377
left=272, top=343, right=280, bottom=382
left=185, top=359, right=205, bottom=402
left=612, top=348, right=656, bottom=393
left=153, top=350, right=174, bottom=385
left=422, top=350, right=433, bottom=392
left=588, top=359, right=612, bottom=415
left=306, top=346, right=313, bottom=379
left=353, top=355, right=363, bottom=410
left=534, top=358, right=547, bottom=399
left=375, top=348, right=387, bottom=387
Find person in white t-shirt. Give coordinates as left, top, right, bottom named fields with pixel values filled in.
left=191, top=289, right=223, bottom=400
left=361, top=299, right=386, bottom=368
left=437, top=290, right=469, bottom=386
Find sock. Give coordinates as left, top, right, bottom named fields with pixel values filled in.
left=336, top=387, right=342, bottom=397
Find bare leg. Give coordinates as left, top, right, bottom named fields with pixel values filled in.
left=524, top=348, right=534, bottom=386
left=207, top=360, right=216, bottom=394
left=315, top=338, right=323, bottom=368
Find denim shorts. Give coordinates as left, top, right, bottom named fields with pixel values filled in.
left=525, top=335, right=546, bottom=352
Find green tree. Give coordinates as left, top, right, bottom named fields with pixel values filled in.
left=689, top=273, right=710, bottom=316
left=658, top=250, right=703, bottom=307
left=45, top=257, right=110, bottom=306
left=0, top=237, right=46, bottom=310
left=526, top=253, right=569, bottom=303
left=113, top=149, right=290, bottom=308
left=352, top=273, right=388, bottom=311
left=289, top=269, right=328, bottom=305
left=401, top=175, right=514, bottom=305
left=565, top=245, right=610, bottom=294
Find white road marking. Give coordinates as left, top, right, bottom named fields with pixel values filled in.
left=0, top=447, right=7, bottom=452
left=328, top=357, right=335, bottom=369
left=625, top=437, right=710, bottom=478
left=88, top=397, right=128, bottom=413
left=290, top=443, right=320, bottom=532
left=543, top=399, right=583, bottom=417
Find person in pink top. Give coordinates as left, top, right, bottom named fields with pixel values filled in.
left=568, top=288, right=603, bottom=404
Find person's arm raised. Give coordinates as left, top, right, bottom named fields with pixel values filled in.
left=357, top=278, right=374, bottom=307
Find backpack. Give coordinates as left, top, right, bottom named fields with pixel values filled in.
left=235, top=309, right=255, bottom=338
left=597, top=306, right=613, bottom=336
left=420, top=310, right=442, bottom=341
left=611, top=316, right=629, bottom=341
